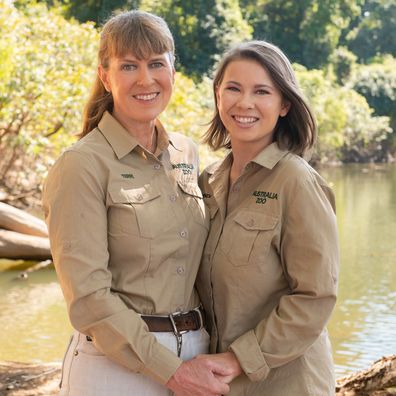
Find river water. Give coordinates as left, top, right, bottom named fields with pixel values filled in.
left=0, top=164, right=395, bottom=378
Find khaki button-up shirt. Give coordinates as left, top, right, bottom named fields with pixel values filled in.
left=43, top=112, right=209, bottom=385
left=197, top=143, right=339, bottom=395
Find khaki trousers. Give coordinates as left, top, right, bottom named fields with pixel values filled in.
left=59, top=328, right=210, bottom=396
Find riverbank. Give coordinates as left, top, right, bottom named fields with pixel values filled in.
left=1, top=355, right=395, bottom=395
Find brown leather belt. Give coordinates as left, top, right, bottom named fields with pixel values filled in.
left=141, top=306, right=205, bottom=333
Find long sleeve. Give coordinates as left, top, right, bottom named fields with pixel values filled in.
left=43, top=150, right=182, bottom=385
left=229, top=175, right=339, bottom=381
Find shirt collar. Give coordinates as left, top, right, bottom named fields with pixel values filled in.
left=98, top=111, right=177, bottom=159
left=251, top=142, right=289, bottom=169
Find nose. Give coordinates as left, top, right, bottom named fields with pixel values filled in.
left=137, top=66, right=154, bottom=86
left=236, top=92, right=254, bottom=109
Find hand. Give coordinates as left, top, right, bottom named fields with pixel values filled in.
left=195, top=352, right=243, bottom=384
left=166, top=358, right=231, bottom=396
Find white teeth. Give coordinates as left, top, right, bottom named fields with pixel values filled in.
left=134, top=93, right=158, bottom=101
left=234, top=116, right=258, bottom=123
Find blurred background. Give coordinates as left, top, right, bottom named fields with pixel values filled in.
left=0, top=0, right=395, bottom=378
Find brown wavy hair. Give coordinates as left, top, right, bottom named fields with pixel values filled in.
left=203, top=40, right=316, bottom=156
left=79, top=10, right=175, bottom=138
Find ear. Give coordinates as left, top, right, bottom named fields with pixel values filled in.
left=280, top=100, right=291, bottom=117
left=98, top=64, right=111, bottom=92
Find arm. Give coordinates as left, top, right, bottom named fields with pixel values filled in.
left=228, top=177, right=339, bottom=381
left=43, top=150, right=181, bottom=384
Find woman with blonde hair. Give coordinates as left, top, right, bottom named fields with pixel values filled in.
left=43, top=10, right=231, bottom=396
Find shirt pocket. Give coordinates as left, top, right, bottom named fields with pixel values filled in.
left=109, top=185, right=171, bottom=238
left=178, top=181, right=209, bottom=230
left=221, top=210, right=278, bottom=267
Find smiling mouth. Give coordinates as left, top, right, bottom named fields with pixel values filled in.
left=233, top=115, right=259, bottom=124
left=133, top=92, right=159, bottom=101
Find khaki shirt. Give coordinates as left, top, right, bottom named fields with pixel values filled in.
left=197, top=143, right=339, bottom=395
left=43, top=112, right=209, bottom=385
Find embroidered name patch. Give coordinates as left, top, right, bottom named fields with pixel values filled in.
left=172, top=163, right=194, bottom=175
left=121, top=173, right=134, bottom=179
left=253, top=190, right=278, bottom=204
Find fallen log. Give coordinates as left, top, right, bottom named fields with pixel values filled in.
left=1, top=355, right=395, bottom=396
left=336, top=355, right=396, bottom=395
left=0, top=361, right=61, bottom=396
left=0, top=229, right=51, bottom=260
left=0, top=202, right=47, bottom=237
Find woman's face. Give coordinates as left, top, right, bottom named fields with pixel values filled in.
left=99, top=52, right=174, bottom=128
left=216, top=58, right=289, bottom=151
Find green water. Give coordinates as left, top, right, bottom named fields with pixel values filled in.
left=1, top=164, right=395, bottom=377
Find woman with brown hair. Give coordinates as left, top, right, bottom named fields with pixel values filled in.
left=197, top=40, right=340, bottom=395
left=43, top=10, right=231, bottom=396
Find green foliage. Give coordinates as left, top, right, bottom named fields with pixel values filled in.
left=140, top=0, right=252, bottom=79
left=240, top=0, right=362, bottom=68
left=351, top=57, right=396, bottom=119
left=0, top=0, right=98, bottom=199
left=296, top=65, right=392, bottom=162
left=329, top=46, right=358, bottom=84
left=346, top=0, right=396, bottom=62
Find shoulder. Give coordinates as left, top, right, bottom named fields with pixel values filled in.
left=278, top=154, right=336, bottom=211
left=168, top=132, right=198, bottom=153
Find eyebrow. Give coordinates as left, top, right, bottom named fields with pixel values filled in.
left=118, top=55, right=166, bottom=62
left=225, top=80, right=274, bottom=89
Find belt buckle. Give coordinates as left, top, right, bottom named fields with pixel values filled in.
left=169, top=311, right=188, bottom=337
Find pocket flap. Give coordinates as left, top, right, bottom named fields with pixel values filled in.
left=233, top=210, right=278, bottom=231
left=177, top=182, right=203, bottom=199
left=109, top=186, right=160, bottom=204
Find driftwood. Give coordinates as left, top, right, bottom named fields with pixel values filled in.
left=0, top=202, right=47, bottom=237
left=0, top=230, right=51, bottom=260
left=0, top=361, right=61, bottom=396
left=336, top=355, right=396, bottom=395
left=0, top=355, right=395, bottom=396
left=0, top=202, right=51, bottom=260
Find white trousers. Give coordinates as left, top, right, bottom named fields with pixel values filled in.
left=59, top=328, right=210, bottom=396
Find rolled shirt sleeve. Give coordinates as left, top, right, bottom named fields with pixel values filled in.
left=229, top=174, right=339, bottom=381
left=43, top=150, right=182, bottom=384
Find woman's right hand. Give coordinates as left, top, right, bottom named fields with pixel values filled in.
left=166, top=358, right=231, bottom=395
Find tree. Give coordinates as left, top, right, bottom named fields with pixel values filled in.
left=346, top=0, right=396, bottom=62
left=240, top=0, right=362, bottom=68
left=140, top=0, right=252, bottom=79
left=0, top=0, right=98, bottom=203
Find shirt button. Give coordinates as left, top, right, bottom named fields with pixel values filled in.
left=74, top=350, right=79, bottom=356
left=247, top=219, right=254, bottom=227
left=154, top=164, right=161, bottom=170
left=169, top=194, right=177, bottom=202
left=136, top=194, right=143, bottom=201
left=176, top=266, right=185, bottom=275
left=180, top=229, right=188, bottom=238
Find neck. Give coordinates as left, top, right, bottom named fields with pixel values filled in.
left=229, top=140, right=270, bottom=185
left=112, top=110, right=157, bottom=152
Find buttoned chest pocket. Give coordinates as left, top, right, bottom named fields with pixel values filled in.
left=221, top=210, right=278, bottom=266
left=109, top=186, right=173, bottom=239
left=178, top=182, right=209, bottom=230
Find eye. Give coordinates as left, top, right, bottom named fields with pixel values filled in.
left=121, top=64, right=136, bottom=71
left=150, top=62, right=165, bottom=69
left=256, top=89, right=270, bottom=95
left=225, top=86, right=240, bottom=92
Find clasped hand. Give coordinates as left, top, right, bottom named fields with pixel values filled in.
left=166, top=352, right=242, bottom=396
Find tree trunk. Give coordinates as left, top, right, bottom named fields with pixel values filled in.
left=0, top=202, right=47, bottom=237
left=0, top=229, right=51, bottom=260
